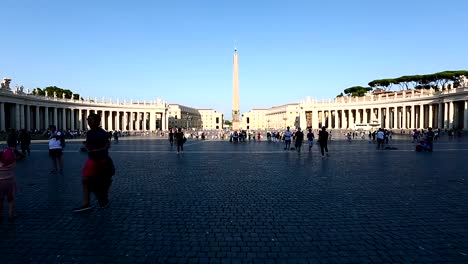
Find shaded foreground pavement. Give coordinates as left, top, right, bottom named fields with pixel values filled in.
left=0, top=137, right=467, bottom=263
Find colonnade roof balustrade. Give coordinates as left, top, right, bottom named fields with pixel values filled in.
left=0, top=89, right=168, bottom=110
left=300, top=86, right=468, bottom=109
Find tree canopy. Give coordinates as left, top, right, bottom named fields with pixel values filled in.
left=368, top=70, right=468, bottom=91
left=343, top=86, right=372, bottom=97
left=32, top=86, right=82, bottom=100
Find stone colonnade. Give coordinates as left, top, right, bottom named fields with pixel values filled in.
left=0, top=95, right=168, bottom=132
left=300, top=89, right=468, bottom=130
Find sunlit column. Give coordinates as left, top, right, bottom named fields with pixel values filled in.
left=20, top=104, right=25, bottom=129
left=115, top=111, right=120, bottom=131
left=150, top=112, right=156, bottom=131
left=464, top=101, right=468, bottom=130
left=35, top=106, right=40, bottom=130
left=410, top=104, right=415, bottom=129
left=44, top=107, right=49, bottom=129
left=15, top=104, right=21, bottom=129
left=129, top=112, right=134, bottom=131
left=106, top=110, right=112, bottom=131
left=70, top=109, right=75, bottom=130
left=402, top=106, right=406, bottom=129
left=449, top=101, right=454, bottom=129
left=53, top=107, right=58, bottom=128
left=0, top=103, right=5, bottom=131
left=62, top=108, right=67, bottom=130
left=428, top=104, right=433, bottom=128
left=385, top=107, right=389, bottom=128
left=419, top=105, right=424, bottom=129
left=393, top=107, right=398, bottom=129
left=143, top=112, right=147, bottom=131
left=437, top=103, right=443, bottom=129
left=25, top=105, right=31, bottom=131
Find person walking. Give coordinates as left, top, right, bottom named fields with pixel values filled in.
left=376, top=128, right=385, bottom=150
left=74, top=113, right=115, bottom=212
left=169, top=128, right=174, bottom=147
left=283, top=127, right=292, bottom=150
left=426, top=127, right=435, bottom=152
left=19, top=129, right=31, bottom=156
left=0, top=145, right=18, bottom=222
left=307, top=128, right=315, bottom=152
left=48, top=125, right=64, bottom=174
left=318, top=126, right=330, bottom=158
left=294, top=128, right=304, bottom=153
left=175, top=127, right=185, bottom=154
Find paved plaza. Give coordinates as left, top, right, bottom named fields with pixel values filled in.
left=0, top=136, right=467, bottom=263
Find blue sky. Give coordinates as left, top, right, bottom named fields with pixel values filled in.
left=2, top=0, right=468, bottom=119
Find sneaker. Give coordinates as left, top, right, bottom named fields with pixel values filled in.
left=73, top=204, right=93, bottom=212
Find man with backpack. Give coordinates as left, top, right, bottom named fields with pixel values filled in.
left=48, top=125, right=65, bottom=175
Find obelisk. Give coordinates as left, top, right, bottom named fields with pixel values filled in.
left=232, top=48, right=240, bottom=130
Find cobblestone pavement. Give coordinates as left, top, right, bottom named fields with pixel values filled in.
left=0, top=137, right=467, bottom=263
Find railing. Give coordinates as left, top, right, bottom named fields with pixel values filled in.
left=0, top=89, right=167, bottom=108
left=301, top=86, right=467, bottom=107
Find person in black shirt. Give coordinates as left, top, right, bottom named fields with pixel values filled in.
left=318, top=126, right=329, bottom=158
left=74, top=113, right=114, bottom=212
left=175, top=127, right=185, bottom=154
left=426, top=127, right=435, bottom=152
left=294, top=128, right=304, bottom=153
left=169, top=128, right=174, bottom=147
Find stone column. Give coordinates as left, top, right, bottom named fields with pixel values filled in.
left=342, top=110, right=347, bottom=129
left=35, top=106, right=40, bottom=131
left=438, top=103, right=443, bottom=129
left=150, top=112, right=156, bottom=131
left=393, top=107, right=398, bottom=129
left=410, top=104, right=415, bottom=129
left=53, top=107, right=58, bottom=127
left=106, top=111, right=112, bottom=131
left=428, top=105, right=433, bottom=129
left=0, top=103, right=4, bottom=131
left=402, top=106, right=406, bottom=129
left=333, top=110, right=338, bottom=129
left=70, top=109, right=75, bottom=130
left=363, top=109, right=367, bottom=124
left=123, top=112, right=127, bottom=131
left=464, top=101, right=468, bottom=130
left=312, top=110, right=319, bottom=129
left=26, top=105, right=31, bottom=131
left=419, top=105, right=424, bottom=129
left=449, top=101, right=454, bottom=129
left=129, top=112, right=134, bottom=131
left=349, top=109, right=355, bottom=129
left=161, top=112, right=166, bottom=131
left=78, top=109, right=83, bottom=131
left=385, top=107, right=390, bottom=128
left=44, top=107, right=49, bottom=129
left=15, top=104, right=21, bottom=130
left=143, top=112, right=147, bottom=131
left=62, top=108, right=67, bottom=130
left=115, top=112, right=120, bottom=131
left=20, top=104, right=25, bottom=129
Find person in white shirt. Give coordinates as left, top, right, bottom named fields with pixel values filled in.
left=376, top=128, right=385, bottom=150
left=48, top=125, right=64, bottom=174
left=283, top=126, right=292, bottom=150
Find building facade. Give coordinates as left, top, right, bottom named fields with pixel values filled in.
left=242, top=104, right=300, bottom=130
left=167, top=104, right=202, bottom=130
left=198, top=109, right=223, bottom=130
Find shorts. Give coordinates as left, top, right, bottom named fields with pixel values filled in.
left=49, top=149, right=63, bottom=158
